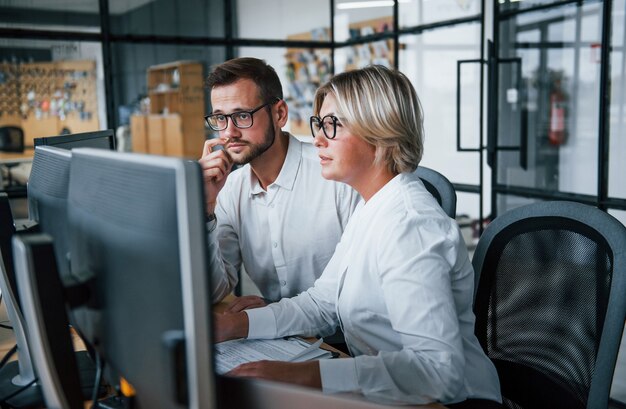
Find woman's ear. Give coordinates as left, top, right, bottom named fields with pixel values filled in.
left=275, top=99, right=289, bottom=128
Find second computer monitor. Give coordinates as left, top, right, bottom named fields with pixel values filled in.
left=27, top=146, right=73, bottom=280
left=34, top=129, right=116, bottom=151
left=67, top=149, right=214, bottom=409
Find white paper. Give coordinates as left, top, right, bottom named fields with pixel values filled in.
left=214, top=337, right=332, bottom=374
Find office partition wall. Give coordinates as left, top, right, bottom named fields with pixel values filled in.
left=0, top=0, right=624, bottom=225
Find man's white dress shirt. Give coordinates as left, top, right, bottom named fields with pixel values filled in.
left=209, top=134, right=361, bottom=302
left=246, top=172, right=502, bottom=405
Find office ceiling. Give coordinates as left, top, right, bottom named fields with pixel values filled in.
left=0, top=0, right=154, bottom=15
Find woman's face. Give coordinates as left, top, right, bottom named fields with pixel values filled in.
left=313, top=94, right=376, bottom=189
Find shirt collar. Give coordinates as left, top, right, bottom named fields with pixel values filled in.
left=248, top=133, right=301, bottom=197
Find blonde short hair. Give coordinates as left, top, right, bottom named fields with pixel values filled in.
left=313, top=65, right=424, bottom=174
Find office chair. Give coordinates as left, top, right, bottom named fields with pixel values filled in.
left=415, top=166, right=457, bottom=218
left=472, top=201, right=626, bottom=409
left=0, top=126, right=25, bottom=188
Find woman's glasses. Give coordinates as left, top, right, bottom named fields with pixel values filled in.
left=309, top=115, right=339, bottom=139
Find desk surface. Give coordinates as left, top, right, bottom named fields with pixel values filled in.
left=0, top=296, right=444, bottom=409
left=213, top=295, right=446, bottom=409
left=0, top=149, right=35, bottom=164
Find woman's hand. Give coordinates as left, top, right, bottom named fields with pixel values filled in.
left=227, top=360, right=322, bottom=389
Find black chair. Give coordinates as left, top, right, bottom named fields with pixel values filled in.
left=415, top=166, right=457, bottom=218
left=472, top=201, right=626, bottom=409
left=0, top=126, right=25, bottom=153
left=0, top=126, right=25, bottom=188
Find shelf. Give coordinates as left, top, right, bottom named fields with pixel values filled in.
left=131, top=60, right=206, bottom=159
left=148, top=87, right=180, bottom=95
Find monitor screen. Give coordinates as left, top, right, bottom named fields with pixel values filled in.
left=27, top=146, right=73, bottom=281
left=67, top=149, right=214, bottom=409
left=33, top=130, right=116, bottom=151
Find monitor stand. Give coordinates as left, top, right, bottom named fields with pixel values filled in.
left=0, top=210, right=38, bottom=407
left=0, top=351, right=98, bottom=408
left=0, top=197, right=105, bottom=408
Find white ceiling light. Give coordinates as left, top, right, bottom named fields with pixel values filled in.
left=337, top=0, right=410, bottom=10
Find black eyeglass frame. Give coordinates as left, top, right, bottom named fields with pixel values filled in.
left=204, top=98, right=279, bottom=131
left=309, top=115, right=339, bottom=140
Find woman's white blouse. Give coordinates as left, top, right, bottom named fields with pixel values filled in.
left=246, top=172, right=501, bottom=405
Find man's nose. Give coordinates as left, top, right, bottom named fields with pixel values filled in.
left=222, top=117, right=242, bottom=138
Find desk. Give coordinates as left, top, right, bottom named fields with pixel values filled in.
left=0, top=149, right=35, bottom=164
left=0, top=149, right=34, bottom=188
left=215, top=295, right=446, bottom=409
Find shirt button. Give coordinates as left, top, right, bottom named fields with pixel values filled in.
left=273, top=242, right=278, bottom=248
left=281, top=280, right=287, bottom=286
left=270, top=203, right=275, bottom=208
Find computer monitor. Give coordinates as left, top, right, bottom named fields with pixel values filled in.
left=0, top=145, right=103, bottom=408
left=12, top=234, right=84, bottom=409
left=27, top=146, right=73, bottom=280
left=33, top=129, right=116, bottom=151
left=0, top=146, right=74, bottom=407
left=67, top=149, right=214, bottom=409
left=0, top=196, right=38, bottom=406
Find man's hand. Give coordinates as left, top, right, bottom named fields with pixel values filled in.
left=199, top=137, right=233, bottom=215
left=225, top=295, right=267, bottom=313
left=227, top=360, right=322, bottom=389
left=213, top=311, right=249, bottom=343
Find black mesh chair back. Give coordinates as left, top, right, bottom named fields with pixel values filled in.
left=415, top=166, right=457, bottom=218
left=0, top=126, right=25, bottom=153
left=472, top=201, right=626, bottom=409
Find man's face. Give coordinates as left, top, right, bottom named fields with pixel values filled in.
left=210, top=79, right=275, bottom=165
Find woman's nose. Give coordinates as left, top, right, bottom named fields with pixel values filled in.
left=313, top=129, right=327, bottom=148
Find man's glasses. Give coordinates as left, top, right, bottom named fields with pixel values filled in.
left=205, top=99, right=278, bottom=131
left=310, top=115, right=339, bottom=139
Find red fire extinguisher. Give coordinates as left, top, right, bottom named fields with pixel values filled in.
left=549, top=81, right=566, bottom=146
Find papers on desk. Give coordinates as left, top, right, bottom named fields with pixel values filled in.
left=215, top=337, right=333, bottom=374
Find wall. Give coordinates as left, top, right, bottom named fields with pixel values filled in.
left=110, top=0, right=226, bottom=123
left=236, top=0, right=485, bottom=219
left=0, top=37, right=107, bottom=133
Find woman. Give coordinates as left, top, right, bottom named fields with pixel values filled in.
left=214, top=65, right=502, bottom=407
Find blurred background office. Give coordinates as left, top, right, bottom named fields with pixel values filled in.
left=1, top=0, right=625, bottom=226
left=0, top=0, right=625, bottom=405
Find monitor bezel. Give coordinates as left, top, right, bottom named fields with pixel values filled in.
left=33, top=130, right=116, bottom=151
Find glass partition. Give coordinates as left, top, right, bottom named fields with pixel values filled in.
left=400, top=0, right=480, bottom=29
left=495, top=1, right=603, bottom=197
left=0, top=38, right=106, bottom=141
left=236, top=0, right=330, bottom=41
left=609, top=0, right=626, bottom=200
left=108, top=0, right=225, bottom=38
left=0, top=0, right=100, bottom=32
left=399, top=22, right=482, bottom=218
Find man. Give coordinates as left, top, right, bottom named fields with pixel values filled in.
left=201, top=57, right=360, bottom=312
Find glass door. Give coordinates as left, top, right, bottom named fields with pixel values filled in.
left=490, top=0, right=613, bottom=216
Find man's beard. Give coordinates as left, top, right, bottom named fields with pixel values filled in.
left=231, top=118, right=276, bottom=165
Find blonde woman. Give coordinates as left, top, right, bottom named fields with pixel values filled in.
left=215, top=65, right=502, bottom=408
